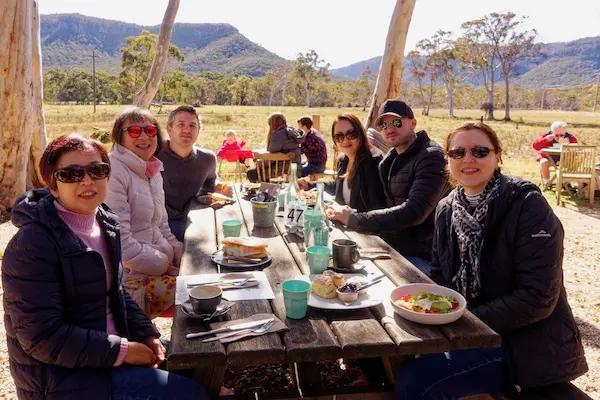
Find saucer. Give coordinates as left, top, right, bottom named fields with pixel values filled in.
left=181, top=300, right=233, bottom=320
left=327, top=262, right=367, bottom=274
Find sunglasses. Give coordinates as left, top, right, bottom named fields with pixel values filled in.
left=54, top=163, right=111, bottom=183
left=333, top=131, right=359, bottom=143
left=446, top=146, right=493, bottom=159
left=123, top=125, right=159, bottom=138
left=377, top=118, right=403, bottom=131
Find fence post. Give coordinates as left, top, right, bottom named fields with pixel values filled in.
left=312, top=115, right=321, bottom=132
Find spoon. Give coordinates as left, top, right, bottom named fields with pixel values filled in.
left=203, top=303, right=234, bottom=321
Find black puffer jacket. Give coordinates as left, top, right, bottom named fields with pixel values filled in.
left=2, top=189, right=160, bottom=400
left=430, top=175, right=587, bottom=391
left=323, top=148, right=387, bottom=213
left=347, top=131, right=448, bottom=259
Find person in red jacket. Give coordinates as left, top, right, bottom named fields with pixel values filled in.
left=216, top=129, right=251, bottom=166
left=532, top=121, right=578, bottom=188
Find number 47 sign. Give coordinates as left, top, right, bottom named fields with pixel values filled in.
left=285, top=205, right=306, bottom=228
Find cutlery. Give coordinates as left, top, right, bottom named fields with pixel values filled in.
left=203, top=303, right=235, bottom=321
left=359, top=276, right=385, bottom=292
left=358, top=248, right=389, bottom=254
left=187, top=278, right=256, bottom=288
left=360, top=253, right=391, bottom=260
left=202, top=320, right=275, bottom=342
left=186, top=317, right=275, bottom=339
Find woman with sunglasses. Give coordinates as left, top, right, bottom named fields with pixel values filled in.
left=299, top=113, right=386, bottom=212
left=105, top=107, right=183, bottom=318
left=2, top=134, right=207, bottom=399
left=395, top=122, right=587, bottom=399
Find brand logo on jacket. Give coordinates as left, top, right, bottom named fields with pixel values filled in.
left=531, top=230, right=551, bottom=238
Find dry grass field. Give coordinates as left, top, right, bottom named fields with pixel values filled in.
left=1, top=105, right=599, bottom=399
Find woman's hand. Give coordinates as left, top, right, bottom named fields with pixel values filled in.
left=298, top=179, right=309, bottom=190
left=143, top=336, right=166, bottom=369
left=124, top=341, right=157, bottom=366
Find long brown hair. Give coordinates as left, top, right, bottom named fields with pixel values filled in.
left=331, top=113, right=370, bottom=188
left=266, top=112, right=287, bottom=145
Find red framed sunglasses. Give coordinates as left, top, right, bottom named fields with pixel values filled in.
left=123, top=125, right=159, bottom=138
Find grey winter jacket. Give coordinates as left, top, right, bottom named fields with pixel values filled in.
left=430, top=175, right=588, bottom=391
left=2, top=189, right=160, bottom=399
left=267, top=126, right=306, bottom=169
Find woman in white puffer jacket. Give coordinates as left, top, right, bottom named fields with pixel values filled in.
left=105, top=107, right=183, bottom=318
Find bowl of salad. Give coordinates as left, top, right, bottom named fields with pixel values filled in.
left=390, top=283, right=466, bottom=325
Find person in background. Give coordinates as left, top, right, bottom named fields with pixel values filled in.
left=246, top=112, right=305, bottom=182
left=299, top=113, right=386, bottom=212
left=532, top=121, right=578, bottom=189
left=2, top=134, right=207, bottom=400
left=157, top=105, right=232, bottom=241
left=395, top=122, right=587, bottom=399
left=105, top=107, right=182, bottom=318
left=297, top=116, right=327, bottom=177
left=217, top=129, right=251, bottom=167
left=329, top=100, right=448, bottom=275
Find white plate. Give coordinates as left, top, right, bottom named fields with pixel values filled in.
left=297, top=273, right=392, bottom=310
left=390, top=283, right=467, bottom=325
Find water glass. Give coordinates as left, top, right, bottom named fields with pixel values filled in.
left=307, top=245, right=330, bottom=274
left=282, top=280, right=311, bottom=319
left=222, top=220, right=242, bottom=237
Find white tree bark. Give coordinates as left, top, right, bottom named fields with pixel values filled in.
left=365, top=0, right=417, bottom=129
left=133, top=0, right=180, bottom=108
left=0, top=0, right=47, bottom=215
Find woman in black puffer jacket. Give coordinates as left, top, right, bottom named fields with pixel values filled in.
left=300, top=113, right=387, bottom=213
left=2, top=134, right=207, bottom=400
left=395, top=122, right=587, bottom=400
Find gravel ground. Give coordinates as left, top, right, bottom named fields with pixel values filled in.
left=0, top=205, right=599, bottom=399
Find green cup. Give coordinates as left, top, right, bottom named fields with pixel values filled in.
left=282, top=280, right=311, bottom=319
left=307, top=245, right=330, bottom=274
left=222, top=219, right=242, bottom=237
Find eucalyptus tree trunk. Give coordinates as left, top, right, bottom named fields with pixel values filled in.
left=0, top=0, right=47, bottom=216
left=365, top=0, right=417, bottom=129
left=133, top=0, right=180, bottom=108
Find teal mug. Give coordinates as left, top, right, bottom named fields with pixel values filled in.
left=222, top=219, right=242, bottom=237
left=307, top=245, right=330, bottom=274
left=281, top=280, right=311, bottom=319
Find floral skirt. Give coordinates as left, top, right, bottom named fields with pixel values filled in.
left=125, top=275, right=177, bottom=319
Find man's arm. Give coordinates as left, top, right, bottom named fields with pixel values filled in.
left=347, top=151, right=447, bottom=232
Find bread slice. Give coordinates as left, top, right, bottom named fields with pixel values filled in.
left=222, top=237, right=268, bottom=258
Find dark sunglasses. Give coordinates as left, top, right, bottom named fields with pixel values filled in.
left=446, top=146, right=493, bottom=159
left=54, top=163, right=111, bottom=183
left=377, top=118, right=403, bottom=131
left=333, top=131, right=359, bottom=143
left=123, top=125, right=159, bottom=138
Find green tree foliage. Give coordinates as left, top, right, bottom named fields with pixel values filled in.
left=293, top=50, right=330, bottom=107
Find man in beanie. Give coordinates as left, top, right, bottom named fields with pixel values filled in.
left=330, top=100, right=448, bottom=274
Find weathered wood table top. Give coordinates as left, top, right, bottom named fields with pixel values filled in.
left=167, top=186, right=500, bottom=397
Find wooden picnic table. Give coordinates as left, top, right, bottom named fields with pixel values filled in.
left=167, top=186, right=501, bottom=398
left=541, top=147, right=600, bottom=190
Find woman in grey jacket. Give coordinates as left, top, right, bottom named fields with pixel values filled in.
left=247, top=112, right=305, bottom=182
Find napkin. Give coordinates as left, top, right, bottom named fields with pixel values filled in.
left=209, top=313, right=287, bottom=343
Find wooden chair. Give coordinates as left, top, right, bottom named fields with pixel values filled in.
left=556, top=145, right=597, bottom=207
left=253, top=152, right=295, bottom=183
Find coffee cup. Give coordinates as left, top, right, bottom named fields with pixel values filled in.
left=189, top=286, right=222, bottom=314
left=332, top=239, right=360, bottom=270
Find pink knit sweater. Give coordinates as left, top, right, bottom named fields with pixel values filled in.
left=55, top=201, right=127, bottom=366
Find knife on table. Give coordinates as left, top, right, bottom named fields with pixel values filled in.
left=186, top=317, right=275, bottom=339
left=187, top=278, right=257, bottom=288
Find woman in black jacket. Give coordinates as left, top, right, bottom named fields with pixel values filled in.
left=1, top=134, right=207, bottom=400
left=300, top=113, right=386, bottom=212
left=395, top=122, right=587, bottom=399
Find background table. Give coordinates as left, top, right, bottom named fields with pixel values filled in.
left=167, top=186, right=500, bottom=398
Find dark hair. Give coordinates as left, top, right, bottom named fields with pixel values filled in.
left=111, top=107, right=163, bottom=156
left=331, top=113, right=371, bottom=188
left=266, top=112, right=287, bottom=145
left=297, top=116, right=313, bottom=129
left=167, top=105, right=201, bottom=128
left=40, top=134, right=110, bottom=190
left=445, top=122, right=503, bottom=160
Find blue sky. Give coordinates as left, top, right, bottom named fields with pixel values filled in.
left=40, top=0, right=600, bottom=68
